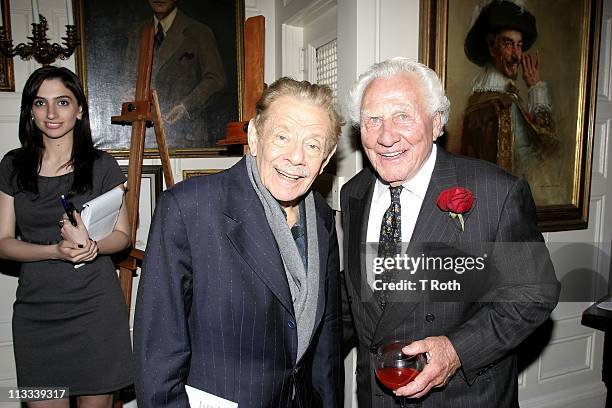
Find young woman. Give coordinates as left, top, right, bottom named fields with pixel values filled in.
left=0, top=66, right=132, bottom=408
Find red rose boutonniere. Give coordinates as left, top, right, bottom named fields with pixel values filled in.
left=437, top=187, right=474, bottom=231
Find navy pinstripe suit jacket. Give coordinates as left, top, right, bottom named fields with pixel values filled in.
left=341, top=147, right=560, bottom=407
left=134, top=158, right=343, bottom=407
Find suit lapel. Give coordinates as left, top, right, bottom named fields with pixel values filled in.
left=313, top=202, right=330, bottom=330
left=155, top=11, right=187, bottom=72
left=223, top=161, right=294, bottom=316
left=347, top=170, right=377, bottom=304
left=345, top=170, right=392, bottom=343
left=411, top=148, right=462, bottom=243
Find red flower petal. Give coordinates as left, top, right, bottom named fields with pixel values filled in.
left=437, top=187, right=473, bottom=214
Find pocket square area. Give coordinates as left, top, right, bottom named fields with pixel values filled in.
left=180, top=52, right=195, bottom=61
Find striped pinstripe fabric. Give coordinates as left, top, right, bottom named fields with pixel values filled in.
left=134, top=158, right=343, bottom=408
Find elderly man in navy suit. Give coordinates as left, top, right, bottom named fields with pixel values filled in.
left=135, top=77, right=344, bottom=407
left=341, top=58, right=560, bottom=407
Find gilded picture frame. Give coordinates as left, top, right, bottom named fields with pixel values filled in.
left=182, top=169, right=223, bottom=180
left=0, top=0, right=14, bottom=92
left=74, top=0, right=245, bottom=158
left=419, top=0, right=603, bottom=231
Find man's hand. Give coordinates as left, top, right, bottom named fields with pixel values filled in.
left=521, top=52, right=541, bottom=87
left=165, top=103, right=188, bottom=125
left=394, top=336, right=461, bottom=399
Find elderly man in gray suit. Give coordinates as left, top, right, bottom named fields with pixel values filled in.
left=341, top=57, right=560, bottom=407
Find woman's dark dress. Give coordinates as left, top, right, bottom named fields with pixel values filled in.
left=0, top=150, right=133, bottom=395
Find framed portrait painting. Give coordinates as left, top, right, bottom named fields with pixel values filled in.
left=420, top=0, right=603, bottom=231
left=0, top=0, right=14, bottom=92
left=74, top=0, right=245, bottom=157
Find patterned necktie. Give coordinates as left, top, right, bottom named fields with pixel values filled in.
left=376, top=186, right=402, bottom=306
left=378, top=186, right=402, bottom=256
left=154, top=22, right=164, bottom=49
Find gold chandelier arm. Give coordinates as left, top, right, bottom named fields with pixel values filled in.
left=0, top=15, right=79, bottom=65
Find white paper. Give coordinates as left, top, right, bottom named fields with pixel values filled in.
left=74, top=187, right=124, bottom=269
left=80, top=187, right=124, bottom=241
left=184, top=385, right=238, bottom=408
left=596, top=297, right=612, bottom=311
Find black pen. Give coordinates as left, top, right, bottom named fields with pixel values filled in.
left=60, top=194, right=78, bottom=227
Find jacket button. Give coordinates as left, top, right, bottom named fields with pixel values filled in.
left=425, top=313, right=435, bottom=322
left=369, top=345, right=378, bottom=354
left=287, top=319, right=296, bottom=329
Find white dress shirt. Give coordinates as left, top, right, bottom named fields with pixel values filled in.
left=366, top=144, right=437, bottom=288
left=153, top=7, right=178, bottom=34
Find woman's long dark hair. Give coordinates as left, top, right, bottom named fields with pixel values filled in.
left=12, top=66, right=98, bottom=194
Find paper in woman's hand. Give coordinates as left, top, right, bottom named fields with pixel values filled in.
left=80, top=187, right=124, bottom=241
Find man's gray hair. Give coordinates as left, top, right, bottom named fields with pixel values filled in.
left=347, top=58, right=450, bottom=135
left=254, top=77, right=344, bottom=154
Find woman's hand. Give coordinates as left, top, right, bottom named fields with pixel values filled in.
left=56, top=238, right=99, bottom=263
left=58, top=211, right=99, bottom=263
left=60, top=211, right=90, bottom=247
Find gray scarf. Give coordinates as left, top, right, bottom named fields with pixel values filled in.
left=246, top=154, right=320, bottom=362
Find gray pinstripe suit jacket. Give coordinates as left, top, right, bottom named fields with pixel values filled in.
left=341, top=147, right=560, bottom=407
left=134, top=158, right=343, bottom=407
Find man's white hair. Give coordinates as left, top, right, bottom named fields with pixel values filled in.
left=347, top=58, right=450, bottom=136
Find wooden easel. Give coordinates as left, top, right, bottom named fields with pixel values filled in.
left=218, top=15, right=265, bottom=149
left=111, top=25, right=175, bottom=308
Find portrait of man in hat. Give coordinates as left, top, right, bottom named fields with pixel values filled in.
left=460, top=0, right=563, bottom=205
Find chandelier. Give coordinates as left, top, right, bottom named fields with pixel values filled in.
left=0, top=1, right=79, bottom=66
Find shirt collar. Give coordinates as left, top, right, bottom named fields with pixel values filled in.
left=291, top=200, right=306, bottom=239
left=278, top=196, right=306, bottom=222
left=470, top=64, right=515, bottom=93
left=373, top=143, right=437, bottom=201
left=153, top=7, right=178, bottom=34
